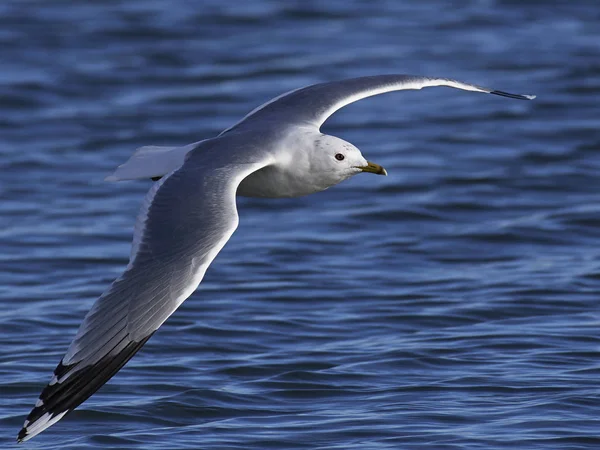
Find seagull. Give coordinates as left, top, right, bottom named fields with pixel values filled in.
left=18, top=74, right=534, bottom=442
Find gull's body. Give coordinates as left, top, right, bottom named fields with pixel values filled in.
left=18, top=75, right=534, bottom=442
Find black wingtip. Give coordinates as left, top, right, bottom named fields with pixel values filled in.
left=18, top=333, right=155, bottom=442
left=490, top=90, right=536, bottom=100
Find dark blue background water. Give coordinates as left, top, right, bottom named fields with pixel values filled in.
left=1, top=1, right=599, bottom=448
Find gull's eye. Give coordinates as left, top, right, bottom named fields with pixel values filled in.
left=335, top=153, right=345, bottom=161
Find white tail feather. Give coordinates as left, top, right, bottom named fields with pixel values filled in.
left=105, top=141, right=202, bottom=182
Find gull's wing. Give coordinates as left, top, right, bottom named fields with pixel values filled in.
left=18, top=143, right=272, bottom=442
left=221, top=74, right=535, bottom=134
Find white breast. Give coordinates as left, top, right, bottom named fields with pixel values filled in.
left=236, top=129, right=336, bottom=198
left=237, top=164, right=324, bottom=198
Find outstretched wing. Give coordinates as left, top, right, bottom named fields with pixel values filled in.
left=18, top=144, right=271, bottom=442
left=221, top=74, right=535, bottom=134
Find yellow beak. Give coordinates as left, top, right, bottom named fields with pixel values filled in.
left=357, top=161, right=387, bottom=176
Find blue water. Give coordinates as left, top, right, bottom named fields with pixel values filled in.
left=1, top=1, right=599, bottom=448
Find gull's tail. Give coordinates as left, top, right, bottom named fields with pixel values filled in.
left=105, top=141, right=204, bottom=182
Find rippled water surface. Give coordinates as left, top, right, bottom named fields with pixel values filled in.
left=1, top=1, right=599, bottom=448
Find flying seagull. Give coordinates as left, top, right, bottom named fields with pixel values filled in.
left=18, top=74, right=534, bottom=442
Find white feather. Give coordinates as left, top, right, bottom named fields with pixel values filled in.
left=19, top=411, right=68, bottom=442
left=105, top=141, right=202, bottom=182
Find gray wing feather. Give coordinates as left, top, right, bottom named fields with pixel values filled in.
left=223, top=74, right=535, bottom=133
left=18, top=142, right=271, bottom=442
